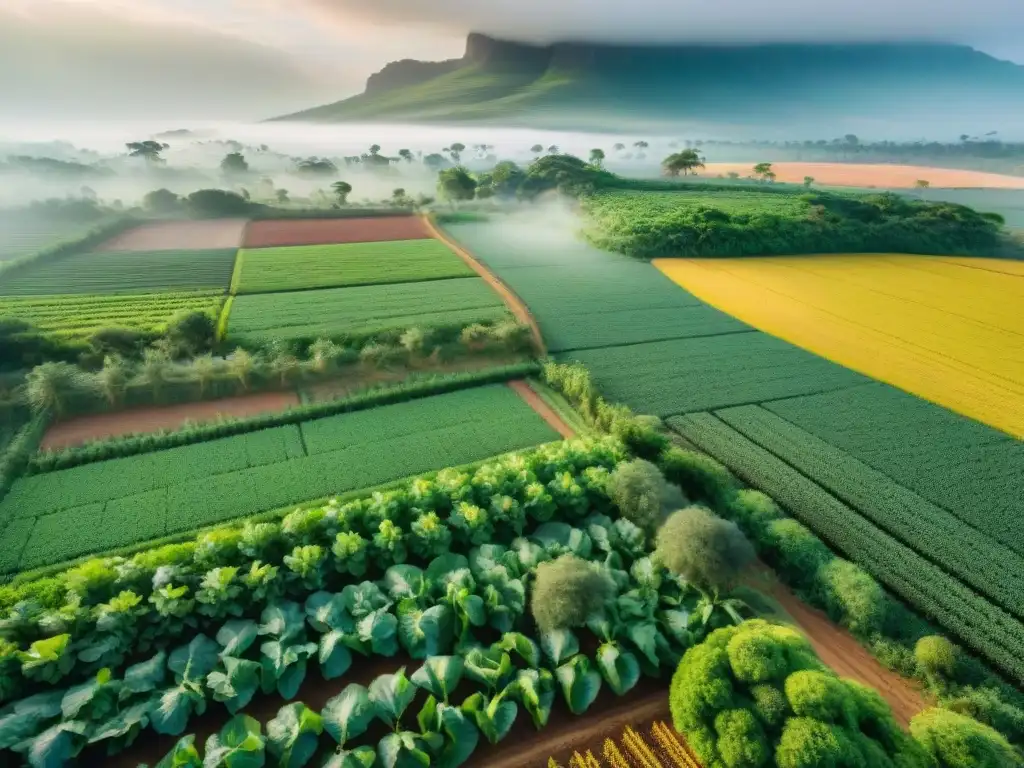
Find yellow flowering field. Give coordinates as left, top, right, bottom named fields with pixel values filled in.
left=654, top=255, right=1024, bottom=438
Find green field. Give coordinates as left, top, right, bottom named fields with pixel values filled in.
left=0, top=291, right=224, bottom=339
left=0, top=248, right=238, bottom=296
left=0, top=384, right=557, bottom=573
left=0, top=216, right=104, bottom=263
left=226, top=277, right=509, bottom=345
left=232, top=239, right=474, bottom=294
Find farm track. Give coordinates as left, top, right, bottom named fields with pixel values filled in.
left=509, top=379, right=576, bottom=438
left=698, top=162, right=1024, bottom=188
left=95, top=219, right=248, bottom=250
left=425, top=214, right=548, bottom=355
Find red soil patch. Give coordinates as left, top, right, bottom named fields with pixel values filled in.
left=96, top=219, right=248, bottom=251
left=509, top=379, right=576, bottom=439
left=700, top=162, right=1024, bottom=189
left=243, top=216, right=430, bottom=248
left=426, top=215, right=548, bottom=355
left=41, top=390, right=299, bottom=450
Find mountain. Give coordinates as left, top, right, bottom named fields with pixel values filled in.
left=273, top=33, right=1024, bottom=136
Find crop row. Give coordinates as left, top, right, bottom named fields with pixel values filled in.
left=763, top=384, right=1024, bottom=556
left=0, top=217, right=104, bottom=263
left=226, top=278, right=509, bottom=347
left=669, top=411, right=1024, bottom=685
left=715, top=404, right=1024, bottom=620
left=0, top=291, right=224, bottom=339
left=232, top=239, right=474, bottom=294
left=0, top=248, right=238, bottom=296
left=0, top=385, right=559, bottom=574
left=561, top=334, right=867, bottom=418
left=558, top=722, right=701, bottom=768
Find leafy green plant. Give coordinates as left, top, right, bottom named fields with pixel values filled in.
left=258, top=602, right=317, bottom=700
left=267, top=702, right=323, bottom=768
left=150, top=634, right=220, bottom=736
left=203, top=714, right=265, bottom=768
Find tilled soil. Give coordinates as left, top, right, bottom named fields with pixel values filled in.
left=95, top=219, right=248, bottom=251
left=243, top=217, right=430, bottom=248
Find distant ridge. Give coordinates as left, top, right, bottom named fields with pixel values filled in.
left=272, top=33, right=1024, bottom=134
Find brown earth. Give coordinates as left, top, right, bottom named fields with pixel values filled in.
left=509, top=379, right=576, bottom=439
left=96, top=219, right=248, bottom=251
left=699, top=162, right=1024, bottom=189
left=243, top=216, right=430, bottom=248
left=425, top=215, right=548, bottom=355
left=40, top=390, right=299, bottom=450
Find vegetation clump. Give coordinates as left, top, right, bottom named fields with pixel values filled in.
left=530, top=553, right=614, bottom=633
left=910, top=707, right=1020, bottom=768
left=655, top=506, right=755, bottom=595
left=606, top=458, right=685, bottom=534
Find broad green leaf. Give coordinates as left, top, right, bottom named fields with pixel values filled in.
left=410, top=655, right=464, bottom=702
left=596, top=643, right=641, bottom=696
left=626, top=622, right=662, bottom=669
left=496, top=632, right=540, bottom=667
left=76, top=634, right=120, bottom=665
left=319, top=631, right=353, bottom=680
left=461, top=690, right=517, bottom=745
left=322, top=684, right=375, bottom=747
left=22, top=722, right=88, bottom=768
left=357, top=608, right=399, bottom=657
left=340, top=583, right=390, bottom=620
left=464, top=646, right=514, bottom=693
left=304, top=592, right=352, bottom=634
left=260, top=640, right=316, bottom=699
left=377, top=731, right=431, bottom=768
left=155, top=734, right=202, bottom=768
left=122, top=651, right=168, bottom=697
left=434, top=703, right=479, bottom=768
left=0, top=690, right=64, bottom=748
left=169, top=635, right=220, bottom=683
left=659, top=609, right=692, bottom=649
left=0, top=713, right=43, bottom=752
left=150, top=685, right=206, bottom=736
left=513, top=668, right=556, bottom=730
left=383, top=565, right=426, bottom=600
left=398, top=601, right=452, bottom=660
left=208, top=657, right=262, bottom=714
left=369, top=668, right=416, bottom=729
left=509, top=538, right=545, bottom=571
left=267, top=702, right=323, bottom=768
left=630, top=557, right=662, bottom=590
left=87, top=697, right=154, bottom=751
left=556, top=656, right=602, bottom=715
left=258, top=601, right=305, bottom=641
left=425, top=554, right=470, bottom=590
left=62, top=667, right=119, bottom=721
left=203, top=714, right=265, bottom=768
left=468, top=545, right=517, bottom=579
left=321, top=746, right=376, bottom=768
left=531, top=523, right=592, bottom=559
left=416, top=694, right=438, bottom=735
left=217, top=620, right=259, bottom=657
left=540, top=629, right=579, bottom=667
left=18, top=634, right=73, bottom=682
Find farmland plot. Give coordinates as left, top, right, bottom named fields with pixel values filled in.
left=243, top=216, right=429, bottom=248
left=232, top=239, right=474, bottom=294
left=226, top=278, right=509, bottom=345
left=96, top=219, right=247, bottom=251
left=0, top=384, right=558, bottom=573
left=0, top=216, right=103, bottom=262
left=0, top=248, right=238, bottom=295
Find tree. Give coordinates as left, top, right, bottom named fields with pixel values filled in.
left=140, top=348, right=171, bottom=400
left=308, top=338, right=342, bottom=373
left=530, top=144, right=544, bottom=155
left=220, top=152, right=249, bottom=175
left=368, top=144, right=381, bottom=156
left=911, top=708, right=1018, bottom=768
left=655, top=506, right=755, bottom=595
left=437, top=166, right=477, bottom=206
left=915, top=179, right=931, bottom=189
left=143, top=188, right=181, bottom=213
left=398, top=149, right=414, bottom=163
left=726, top=171, right=740, bottom=180
left=546, top=145, right=559, bottom=154
left=489, top=161, right=525, bottom=198
left=331, top=181, right=353, bottom=205
left=662, top=150, right=705, bottom=177
left=26, top=362, right=85, bottom=416
left=803, top=176, right=815, bottom=188
left=613, top=143, right=625, bottom=152
left=606, top=459, right=685, bottom=534
left=275, top=189, right=289, bottom=204
left=531, top=554, right=614, bottom=633
left=190, top=354, right=219, bottom=397
left=447, top=143, right=466, bottom=162
left=97, top=355, right=129, bottom=406
left=589, top=148, right=606, bottom=167
left=229, top=348, right=254, bottom=389
left=126, top=140, right=169, bottom=164
left=185, top=189, right=253, bottom=217
left=915, top=636, right=957, bottom=680
left=295, top=157, right=338, bottom=176
left=634, top=140, right=649, bottom=150
left=270, top=348, right=299, bottom=386
left=423, top=153, right=448, bottom=171
left=166, top=310, right=216, bottom=356
left=753, top=162, right=776, bottom=182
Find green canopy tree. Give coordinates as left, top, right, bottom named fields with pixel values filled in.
left=332, top=181, right=353, bottom=205
left=126, top=140, right=169, bottom=164
left=662, top=150, right=705, bottom=176
left=589, top=148, right=606, bottom=167
left=437, top=166, right=477, bottom=206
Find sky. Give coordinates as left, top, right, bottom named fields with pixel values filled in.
left=2, top=0, right=1023, bottom=120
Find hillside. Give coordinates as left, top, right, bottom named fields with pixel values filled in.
left=273, top=33, right=1024, bottom=133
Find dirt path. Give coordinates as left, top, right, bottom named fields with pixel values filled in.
left=509, top=379, right=576, bottom=438
left=423, top=214, right=548, bottom=356
left=698, top=162, right=1024, bottom=189
left=40, top=390, right=300, bottom=450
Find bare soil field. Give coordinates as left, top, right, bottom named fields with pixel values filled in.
left=699, top=162, right=1024, bottom=189
left=244, top=216, right=430, bottom=248
left=96, top=219, right=248, bottom=251
left=40, top=390, right=300, bottom=450
left=509, top=379, right=576, bottom=438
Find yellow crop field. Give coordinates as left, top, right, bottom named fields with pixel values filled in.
left=654, top=255, right=1024, bottom=438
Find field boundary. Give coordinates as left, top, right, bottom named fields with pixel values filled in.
left=425, top=213, right=548, bottom=355
left=508, top=379, right=575, bottom=438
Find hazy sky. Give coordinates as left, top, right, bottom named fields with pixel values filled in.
left=2, top=0, right=1023, bottom=120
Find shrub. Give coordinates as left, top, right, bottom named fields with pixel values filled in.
left=944, top=687, right=1024, bottom=747
left=916, top=636, right=958, bottom=680
left=166, top=310, right=216, bottom=356
left=185, top=189, right=257, bottom=217
left=724, top=489, right=783, bottom=536
left=656, top=506, right=755, bottom=595
left=90, top=326, right=151, bottom=358
left=816, top=559, right=887, bottom=636
left=760, top=519, right=833, bottom=586
left=607, top=458, right=681, bottom=533
left=910, top=708, right=1020, bottom=768
left=530, top=554, right=614, bottom=633
left=611, top=415, right=668, bottom=460
left=658, top=446, right=736, bottom=504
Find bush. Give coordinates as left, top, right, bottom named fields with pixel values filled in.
left=656, top=506, right=755, bottom=595
left=166, top=310, right=216, bottom=356
left=816, top=559, right=887, bottom=636
left=670, top=620, right=929, bottom=768
left=607, top=458, right=682, bottom=533
left=916, top=636, right=958, bottom=680
left=530, top=553, right=614, bottom=633
left=760, top=519, right=833, bottom=586
left=910, top=708, right=1020, bottom=768
left=89, top=326, right=153, bottom=358
left=611, top=415, right=668, bottom=460
left=185, top=189, right=258, bottom=217
left=658, top=446, right=736, bottom=505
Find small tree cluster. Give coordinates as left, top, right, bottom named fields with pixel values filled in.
left=655, top=506, right=754, bottom=595
left=606, top=458, right=685, bottom=534
left=910, top=708, right=1019, bottom=768
left=530, top=554, right=614, bottom=633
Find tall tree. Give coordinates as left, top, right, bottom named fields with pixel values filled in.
left=398, top=149, right=414, bottom=163
left=530, top=144, right=544, bottom=155
left=662, top=150, right=705, bottom=177
left=753, top=162, right=776, bottom=182
left=589, top=148, right=606, bottom=167
left=220, top=152, right=249, bottom=175
left=437, top=166, right=477, bottom=206
left=447, top=143, right=466, bottom=162
left=126, top=141, right=170, bottom=164
left=331, top=181, right=353, bottom=205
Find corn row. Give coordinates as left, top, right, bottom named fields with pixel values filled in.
left=651, top=721, right=701, bottom=768
left=568, top=750, right=603, bottom=768
left=622, top=725, right=662, bottom=768
left=603, top=738, right=631, bottom=768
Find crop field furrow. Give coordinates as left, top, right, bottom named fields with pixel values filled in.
left=0, top=385, right=558, bottom=572
left=670, top=411, right=1024, bottom=684
left=0, top=216, right=106, bottom=262
left=715, top=404, right=1024, bottom=617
